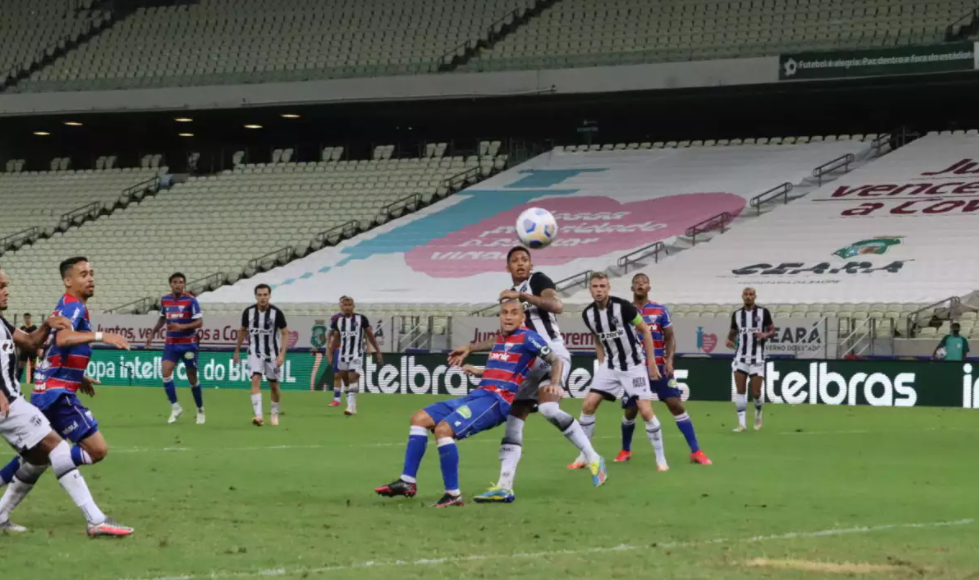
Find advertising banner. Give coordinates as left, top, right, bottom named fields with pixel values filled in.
left=779, top=43, right=975, bottom=81
left=84, top=352, right=977, bottom=408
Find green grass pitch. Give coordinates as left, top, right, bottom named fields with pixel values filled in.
left=3, top=387, right=977, bottom=580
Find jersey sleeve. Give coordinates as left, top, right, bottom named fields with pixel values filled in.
left=581, top=310, right=594, bottom=334
left=529, top=272, right=557, bottom=296
left=276, top=309, right=289, bottom=330
left=191, top=297, right=203, bottom=319
left=330, top=316, right=339, bottom=331
left=730, top=312, right=738, bottom=331
left=964, top=339, right=971, bottom=355
left=660, top=305, right=673, bottom=328
left=241, top=309, right=249, bottom=329
left=621, top=301, right=642, bottom=325
left=61, top=303, right=87, bottom=330
left=2, top=318, right=14, bottom=335
left=762, top=308, right=774, bottom=328
left=524, top=330, right=552, bottom=358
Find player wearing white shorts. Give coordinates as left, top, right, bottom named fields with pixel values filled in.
left=0, top=267, right=132, bottom=536
left=573, top=272, right=669, bottom=471
left=234, top=284, right=290, bottom=426
left=327, top=296, right=382, bottom=416
left=726, top=287, right=775, bottom=432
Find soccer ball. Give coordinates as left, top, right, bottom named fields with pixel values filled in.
left=515, top=207, right=558, bottom=249
left=936, top=347, right=947, bottom=360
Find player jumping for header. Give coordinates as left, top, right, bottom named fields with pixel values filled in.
left=375, top=299, right=566, bottom=507
left=146, top=272, right=205, bottom=424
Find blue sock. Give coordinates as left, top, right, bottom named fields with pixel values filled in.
left=400, top=426, right=428, bottom=482
left=0, top=456, right=20, bottom=484
left=333, top=387, right=342, bottom=401
left=621, top=418, right=636, bottom=452
left=437, top=437, right=460, bottom=493
left=70, top=446, right=93, bottom=466
left=164, top=377, right=178, bottom=404
left=191, top=383, right=204, bottom=410
left=675, top=413, right=700, bottom=453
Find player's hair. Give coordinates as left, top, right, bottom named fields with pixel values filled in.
left=952, top=322, right=961, bottom=329
left=59, top=256, right=88, bottom=279
left=589, top=272, right=609, bottom=282
left=254, top=283, right=271, bottom=295
left=23, top=313, right=30, bottom=318
left=169, top=272, right=186, bottom=283
left=631, top=273, right=649, bottom=283
left=506, top=246, right=531, bottom=263
left=340, top=295, right=353, bottom=303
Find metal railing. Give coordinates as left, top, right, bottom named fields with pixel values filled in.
left=555, top=270, right=592, bottom=293
left=247, top=246, right=295, bottom=271
left=121, top=175, right=160, bottom=200
left=616, top=242, right=668, bottom=273
left=187, top=272, right=227, bottom=296
left=838, top=317, right=875, bottom=358
left=684, top=211, right=734, bottom=246
left=471, top=302, right=500, bottom=317
left=749, top=182, right=793, bottom=215
left=59, top=201, right=102, bottom=229
left=0, top=226, right=39, bottom=253
left=442, top=166, right=481, bottom=192
left=433, top=6, right=522, bottom=67
left=871, top=132, right=892, bottom=155
left=396, top=315, right=435, bottom=351
left=106, top=296, right=156, bottom=315
left=380, top=192, right=422, bottom=217
left=315, top=220, right=359, bottom=246
left=813, top=153, right=855, bottom=185
left=904, top=296, right=962, bottom=337
left=945, top=6, right=979, bottom=39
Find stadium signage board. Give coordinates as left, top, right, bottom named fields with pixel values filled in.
left=779, top=42, right=975, bottom=81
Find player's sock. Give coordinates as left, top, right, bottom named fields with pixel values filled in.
left=674, top=412, right=701, bottom=453
left=0, top=456, right=21, bottom=485
left=163, top=376, right=178, bottom=404
left=539, top=402, right=598, bottom=462
left=437, top=437, right=460, bottom=495
left=190, top=381, right=204, bottom=411
left=579, top=412, right=596, bottom=440
left=497, top=415, right=524, bottom=490
left=755, top=398, right=764, bottom=415
left=50, top=441, right=106, bottom=525
left=0, top=462, right=46, bottom=521
left=271, top=402, right=280, bottom=415
left=400, top=425, right=428, bottom=483
left=251, top=393, right=262, bottom=417
left=621, top=418, right=636, bottom=452
left=333, top=386, right=342, bottom=401
left=644, top=417, right=668, bottom=465
left=735, top=393, right=747, bottom=427
left=347, top=386, right=358, bottom=412
left=70, top=446, right=94, bottom=467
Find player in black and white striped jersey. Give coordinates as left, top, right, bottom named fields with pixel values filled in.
left=233, top=284, right=290, bottom=427
left=326, top=296, right=383, bottom=417
left=726, top=287, right=775, bottom=432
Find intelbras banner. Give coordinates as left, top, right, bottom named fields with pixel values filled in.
left=779, top=42, right=976, bottom=81
left=83, top=351, right=979, bottom=408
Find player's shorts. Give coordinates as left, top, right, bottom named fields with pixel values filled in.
left=732, top=360, right=765, bottom=377
left=163, top=345, right=199, bottom=369
left=514, top=351, right=572, bottom=402
left=0, top=397, right=51, bottom=453
left=590, top=364, right=653, bottom=402
left=623, top=369, right=682, bottom=408
left=421, top=389, right=509, bottom=440
left=41, top=393, right=99, bottom=444
left=337, top=358, right=363, bottom=374
left=248, top=355, right=282, bottom=382
left=331, top=349, right=339, bottom=372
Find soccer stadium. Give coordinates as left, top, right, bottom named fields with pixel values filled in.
left=0, top=0, right=977, bottom=577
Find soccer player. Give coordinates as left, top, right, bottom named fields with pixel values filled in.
left=0, top=266, right=133, bottom=536
left=726, top=287, right=775, bottom=432
left=449, top=246, right=604, bottom=503
left=374, top=299, right=565, bottom=507
left=233, top=284, right=289, bottom=426
left=934, top=323, right=970, bottom=361
left=327, top=309, right=343, bottom=406
left=573, top=273, right=669, bottom=471
left=16, top=312, right=40, bottom=383
left=615, top=273, right=711, bottom=465
left=146, top=272, right=205, bottom=424
left=326, top=296, right=382, bottom=416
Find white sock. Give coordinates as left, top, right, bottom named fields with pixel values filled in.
left=0, top=462, right=45, bottom=521
left=50, top=441, right=105, bottom=525
left=497, top=444, right=521, bottom=490
left=735, top=393, right=747, bottom=427
left=271, top=402, right=280, bottom=415
left=645, top=417, right=667, bottom=465
left=579, top=412, right=596, bottom=440
left=251, top=393, right=262, bottom=417
left=347, top=390, right=358, bottom=412
left=563, top=421, right=600, bottom=463
left=172, top=402, right=182, bottom=411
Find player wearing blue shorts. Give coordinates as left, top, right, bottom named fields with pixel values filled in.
left=618, top=273, right=711, bottom=465
left=146, top=272, right=205, bottom=424
left=374, top=299, right=576, bottom=507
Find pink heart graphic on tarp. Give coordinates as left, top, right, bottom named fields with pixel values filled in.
left=405, top=193, right=746, bottom=278
left=701, top=333, right=718, bottom=353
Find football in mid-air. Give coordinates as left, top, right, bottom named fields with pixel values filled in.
left=516, top=207, right=558, bottom=249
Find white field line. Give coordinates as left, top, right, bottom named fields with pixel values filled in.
left=122, top=518, right=974, bottom=580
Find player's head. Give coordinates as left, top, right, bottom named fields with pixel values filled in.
left=506, top=246, right=532, bottom=283
left=169, top=272, right=186, bottom=295
left=631, top=273, right=650, bottom=300
left=23, top=313, right=31, bottom=324
left=340, top=295, right=354, bottom=315
left=589, top=272, right=610, bottom=303
left=499, top=299, right=525, bottom=333
left=0, top=268, right=8, bottom=311
left=254, top=284, right=271, bottom=308
left=60, top=257, right=94, bottom=299
left=952, top=322, right=961, bottom=336
left=742, top=287, right=757, bottom=308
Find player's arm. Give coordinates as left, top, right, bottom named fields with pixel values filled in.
left=933, top=335, right=948, bottom=359
left=633, top=317, right=662, bottom=380
left=364, top=322, right=384, bottom=364
left=965, top=339, right=971, bottom=357
left=326, top=330, right=340, bottom=364
left=755, top=309, right=776, bottom=340
left=663, top=325, right=676, bottom=375
left=13, top=315, right=68, bottom=351
left=461, top=364, right=485, bottom=377
left=448, top=334, right=499, bottom=366
left=146, top=311, right=166, bottom=348
left=170, top=298, right=204, bottom=332
left=543, top=350, right=564, bottom=389
left=726, top=312, right=737, bottom=348
left=516, top=287, right=563, bottom=315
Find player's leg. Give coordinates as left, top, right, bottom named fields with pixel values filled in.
left=0, top=455, right=21, bottom=488
left=250, top=372, right=264, bottom=425
left=184, top=352, right=205, bottom=424
left=634, top=398, right=669, bottom=470
left=750, top=370, right=764, bottom=430
left=344, top=363, right=362, bottom=416
left=537, top=385, right=606, bottom=486
left=330, top=349, right=343, bottom=406
left=661, top=395, right=711, bottom=464
left=47, top=395, right=105, bottom=466
left=161, top=355, right=182, bottom=423
left=732, top=366, right=749, bottom=432
left=484, top=400, right=530, bottom=501
left=375, top=405, right=441, bottom=497
left=616, top=399, right=639, bottom=462
left=269, top=376, right=281, bottom=426
left=433, top=391, right=507, bottom=507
